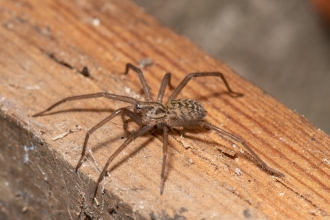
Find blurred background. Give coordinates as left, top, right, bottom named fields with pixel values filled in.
left=133, top=0, right=330, bottom=135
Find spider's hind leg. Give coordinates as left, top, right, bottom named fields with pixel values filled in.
left=169, top=120, right=284, bottom=177
left=200, top=121, right=284, bottom=177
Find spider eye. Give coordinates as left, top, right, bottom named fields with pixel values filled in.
left=136, top=103, right=141, bottom=108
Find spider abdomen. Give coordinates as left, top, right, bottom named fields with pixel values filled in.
left=166, top=99, right=206, bottom=122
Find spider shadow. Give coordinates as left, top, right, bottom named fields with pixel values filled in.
left=193, top=91, right=234, bottom=102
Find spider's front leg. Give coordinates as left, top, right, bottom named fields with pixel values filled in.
left=124, top=63, right=153, bottom=102
left=75, top=108, right=142, bottom=171
left=32, top=93, right=139, bottom=117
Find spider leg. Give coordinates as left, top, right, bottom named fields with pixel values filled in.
left=160, top=125, right=169, bottom=194
left=124, top=63, right=153, bottom=102
left=92, top=123, right=154, bottom=199
left=200, top=121, right=284, bottom=177
left=156, top=72, right=173, bottom=104
left=126, top=124, right=169, bottom=193
left=148, top=126, right=179, bottom=194
left=168, top=72, right=243, bottom=101
left=32, top=92, right=138, bottom=117
left=169, top=120, right=284, bottom=177
left=75, top=108, right=142, bottom=171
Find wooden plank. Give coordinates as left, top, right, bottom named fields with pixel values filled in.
left=0, top=0, right=329, bottom=219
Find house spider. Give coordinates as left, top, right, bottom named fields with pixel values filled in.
left=33, top=63, right=284, bottom=198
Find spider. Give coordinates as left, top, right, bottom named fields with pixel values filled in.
left=33, top=63, right=284, bottom=198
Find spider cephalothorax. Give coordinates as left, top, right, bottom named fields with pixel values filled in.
left=134, top=101, right=166, bottom=122
left=33, top=63, right=284, bottom=199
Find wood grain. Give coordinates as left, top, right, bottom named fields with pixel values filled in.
left=0, top=0, right=330, bottom=219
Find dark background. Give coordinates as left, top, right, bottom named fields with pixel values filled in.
left=133, top=0, right=330, bottom=135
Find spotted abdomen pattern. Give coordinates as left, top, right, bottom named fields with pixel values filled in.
left=166, top=99, right=207, bottom=121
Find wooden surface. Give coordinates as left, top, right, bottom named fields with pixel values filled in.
left=0, top=0, right=330, bottom=219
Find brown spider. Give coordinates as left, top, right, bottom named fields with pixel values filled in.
left=33, top=63, right=284, bottom=198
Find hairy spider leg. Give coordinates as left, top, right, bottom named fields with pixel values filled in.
left=160, top=125, right=169, bottom=194
left=168, top=72, right=243, bottom=102
left=170, top=120, right=284, bottom=177
left=75, top=108, right=143, bottom=171
left=156, top=72, right=173, bottom=104
left=124, top=63, right=153, bottom=102
left=200, top=121, right=284, bottom=177
left=32, top=92, right=139, bottom=117
left=125, top=64, right=175, bottom=104
left=92, top=123, right=155, bottom=198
